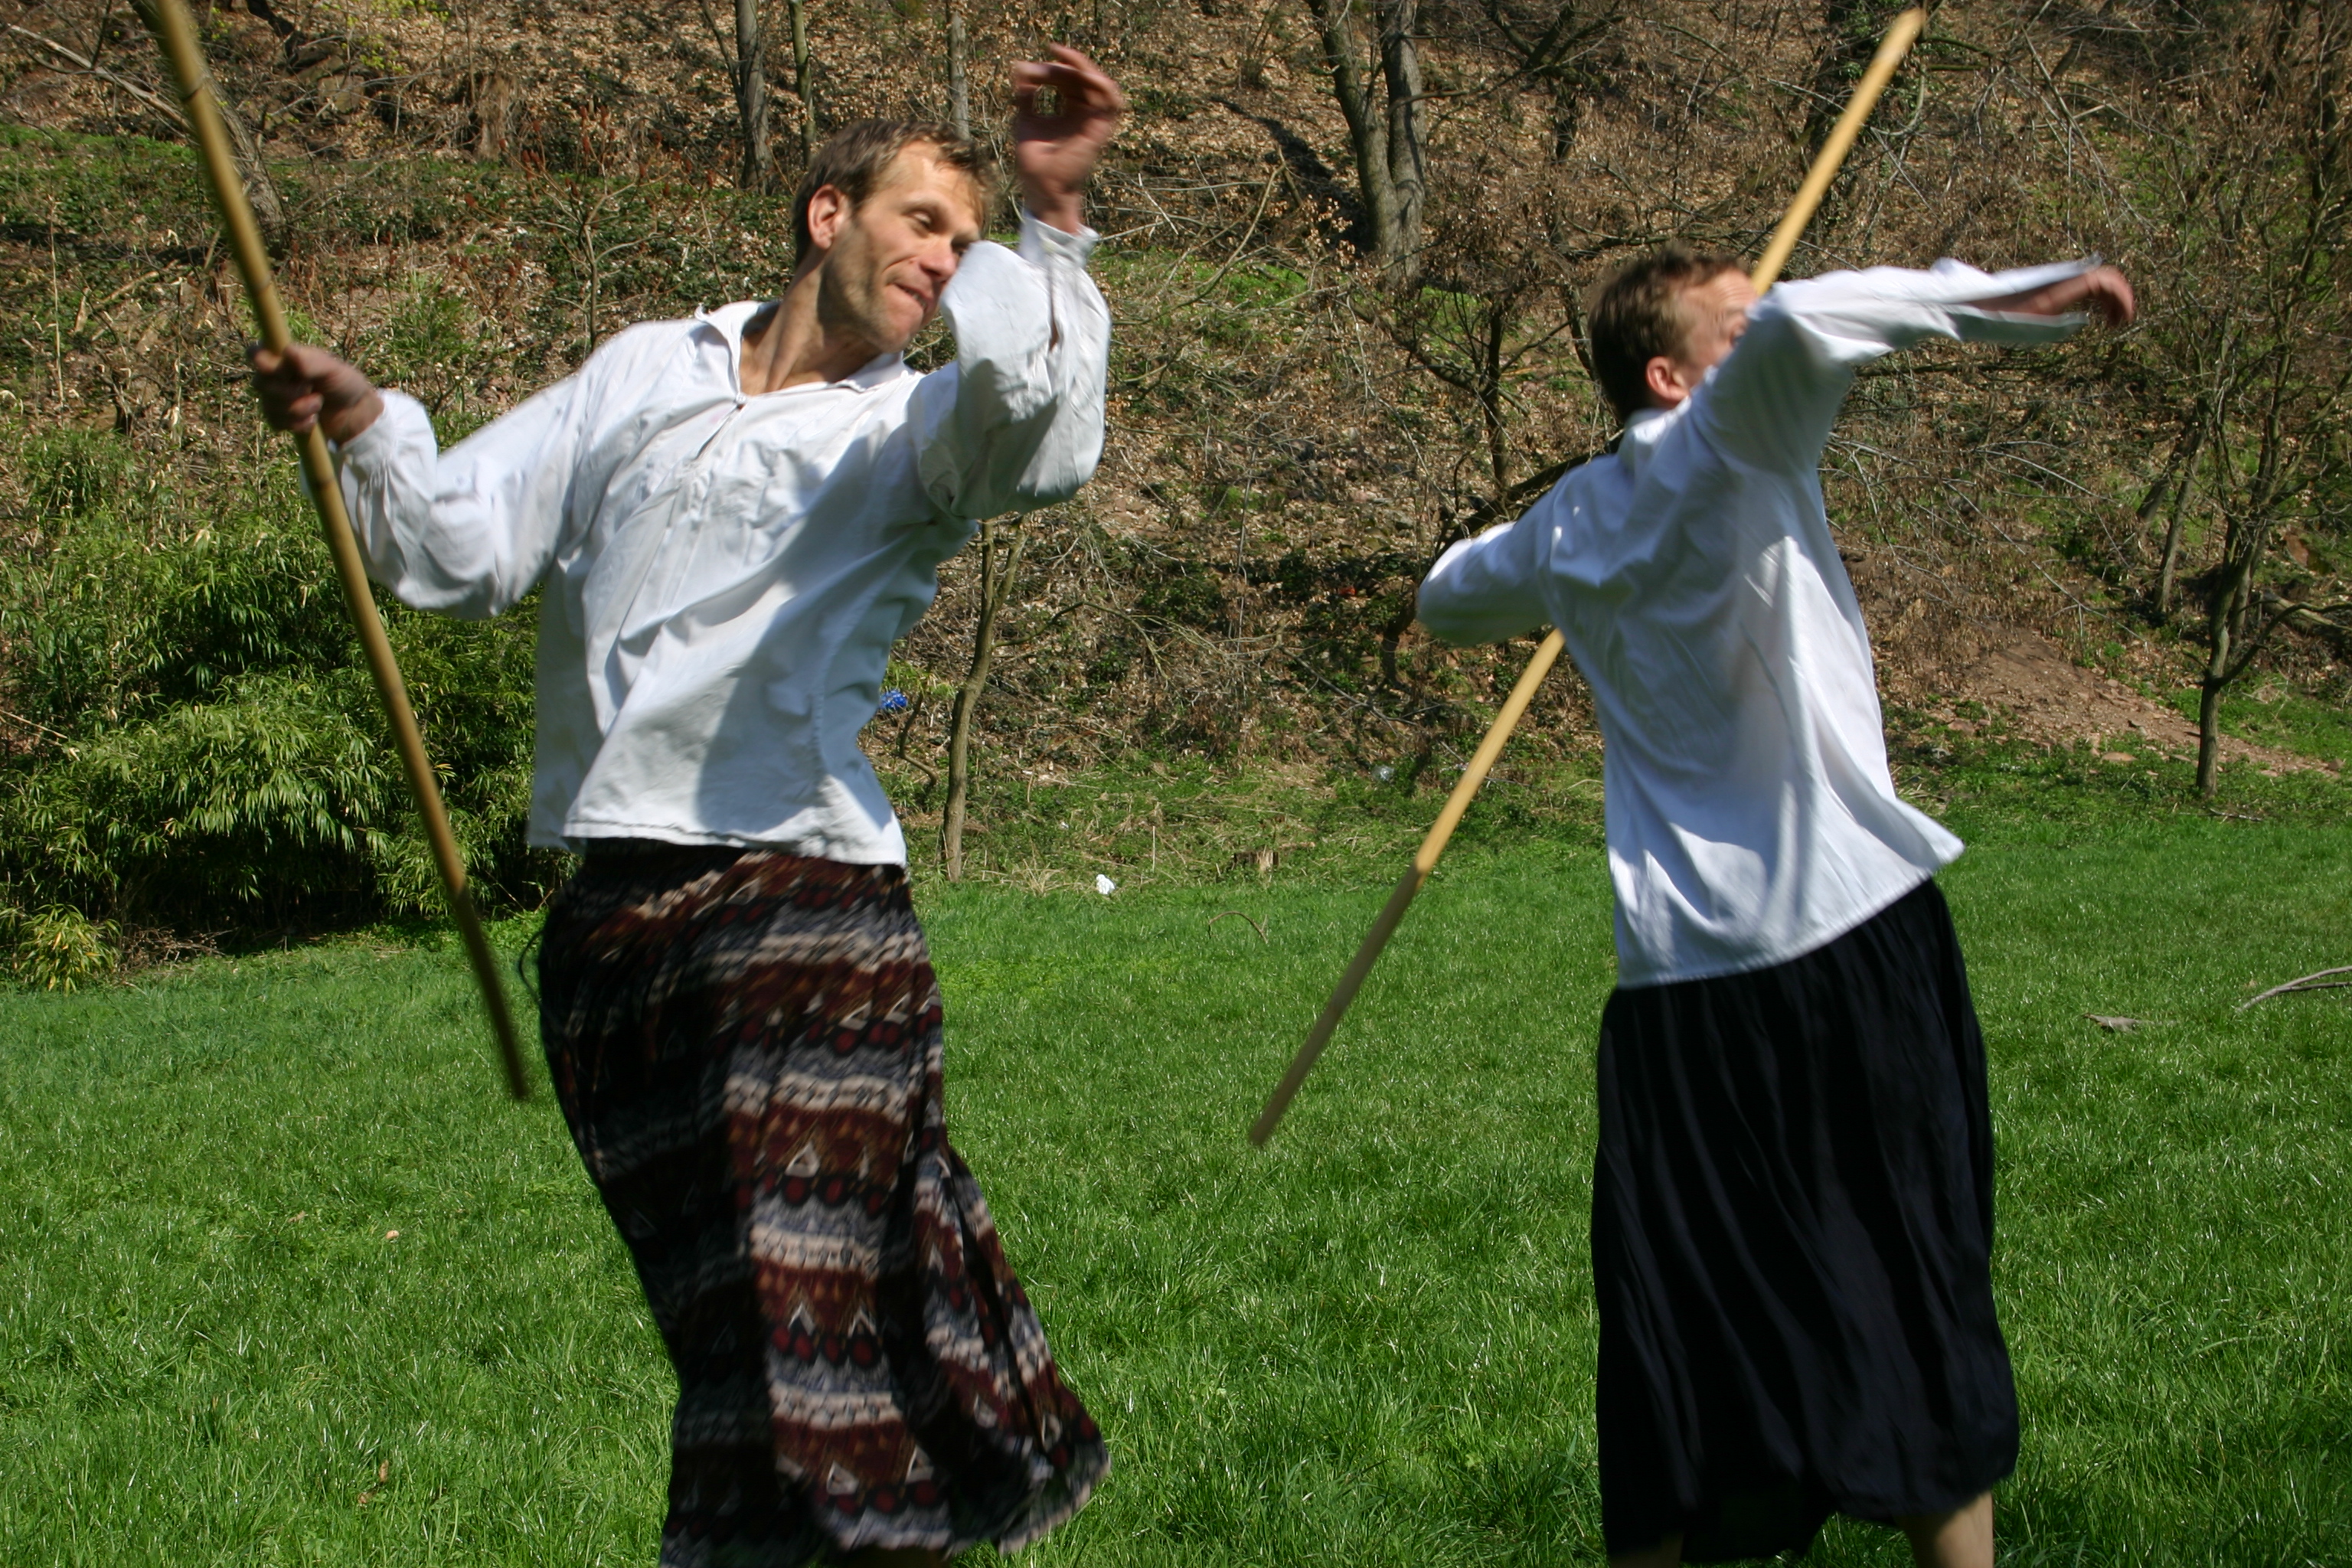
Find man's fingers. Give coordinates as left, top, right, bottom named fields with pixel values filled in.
left=2073, top=267, right=2134, bottom=328
left=265, top=392, right=322, bottom=433
left=1043, top=44, right=1124, bottom=108
left=1011, top=49, right=1125, bottom=119
left=1031, top=63, right=1121, bottom=112
left=2099, top=270, right=2136, bottom=326
left=247, top=338, right=380, bottom=443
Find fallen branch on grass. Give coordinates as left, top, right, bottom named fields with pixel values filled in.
left=1208, top=910, right=1269, bottom=944
left=2237, top=965, right=2352, bottom=1011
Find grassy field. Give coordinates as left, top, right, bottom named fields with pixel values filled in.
left=2, top=801, right=2349, bottom=1565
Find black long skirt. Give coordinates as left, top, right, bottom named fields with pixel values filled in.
left=1592, top=879, right=2017, bottom=1562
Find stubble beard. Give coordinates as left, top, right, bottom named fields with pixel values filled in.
left=815, top=236, right=926, bottom=364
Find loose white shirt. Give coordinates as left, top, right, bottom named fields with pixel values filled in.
left=335, top=214, right=1109, bottom=863
left=1417, top=258, right=2093, bottom=986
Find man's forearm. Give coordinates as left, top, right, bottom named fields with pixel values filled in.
left=1967, top=263, right=2135, bottom=325
left=1022, top=182, right=1085, bottom=234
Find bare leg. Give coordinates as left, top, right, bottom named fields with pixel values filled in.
left=1610, top=1535, right=1684, bottom=1568
left=845, top=1550, right=948, bottom=1568
left=1898, top=1492, right=1993, bottom=1568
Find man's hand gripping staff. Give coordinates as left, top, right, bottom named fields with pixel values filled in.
left=144, top=0, right=531, bottom=1098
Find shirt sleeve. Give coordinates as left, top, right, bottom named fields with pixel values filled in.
left=1698, top=256, right=2099, bottom=471
left=332, top=361, right=600, bottom=619
left=909, top=211, right=1111, bottom=520
left=1416, top=503, right=1553, bottom=646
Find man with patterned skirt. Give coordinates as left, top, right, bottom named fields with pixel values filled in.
left=250, top=48, right=1125, bottom=1568
left=1416, top=247, right=2135, bottom=1567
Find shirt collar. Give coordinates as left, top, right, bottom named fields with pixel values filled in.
left=1618, top=405, right=1681, bottom=479
left=693, top=302, right=914, bottom=395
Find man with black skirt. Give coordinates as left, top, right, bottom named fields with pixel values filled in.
left=1416, top=247, right=2135, bottom=1566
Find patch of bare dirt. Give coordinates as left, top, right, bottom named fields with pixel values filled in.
left=1851, top=552, right=2331, bottom=776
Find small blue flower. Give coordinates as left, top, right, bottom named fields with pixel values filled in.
left=877, top=688, right=911, bottom=714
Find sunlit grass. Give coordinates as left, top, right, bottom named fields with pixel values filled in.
left=2, top=815, right=2347, bottom=1564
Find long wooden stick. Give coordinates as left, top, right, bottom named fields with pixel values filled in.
left=1250, top=5, right=1928, bottom=1145
left=1248, top=633, right=1563, bottom=1145
left=142, top=0, right=530, bottom=1101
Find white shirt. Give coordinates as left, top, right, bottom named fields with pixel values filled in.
left=336, top=214, right=1109, bottom=862
left=1417, top=258, right=2093, bottom=986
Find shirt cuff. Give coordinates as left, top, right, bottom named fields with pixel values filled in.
left=331, top=388, right=431, bottom=467
left=1018, top=209, right=1100, bottom=270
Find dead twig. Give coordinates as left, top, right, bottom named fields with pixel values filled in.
left=2237, top=965, right=2352, bottom=1011
left=9, top=24, right=186, bottom=129
left=1208, top=910, right=1270, bottom=944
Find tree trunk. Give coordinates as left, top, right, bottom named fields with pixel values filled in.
left=1302, top=0, right=1398, bottom=274
left=2154, top=420, right=2203, bottom=615
left=941, top=518, right=1026, bottom=880
left=787, top=0, right=817, bottom=164
left=1479, top=301, right=1509, bottom=502
left=2196, top=536, right=2258, bottom=797
left=1379, top=0, right=1426, bottom=284
left=945, top=0, right=970, bottom=140
left=2194, top=672, right=2225, bottom=797
left=733, top=0, right=772, bottom=190
left=213, top=90, right=289, bottom=256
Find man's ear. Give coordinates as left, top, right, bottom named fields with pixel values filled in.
left=1642, top=354, right=1689, bottom=410
left=805, top=184, right=851, bottom=256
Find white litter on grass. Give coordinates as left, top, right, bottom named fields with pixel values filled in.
left=1095, top=874, right=1118, bottom=897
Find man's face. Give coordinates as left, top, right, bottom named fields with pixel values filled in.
left=1653, top=268, right=1759, bottom=406
left=808, top=145, right=985, bottom=356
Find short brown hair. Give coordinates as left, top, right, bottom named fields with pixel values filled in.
left=1589, top=243, right=1745, bottom=422
left=792, top=119, right=993, bottom=264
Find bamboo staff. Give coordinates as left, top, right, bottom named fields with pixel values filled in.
left=141, top=0, right=531, bottom=1101
left=1250, top=6, right=1928, bottom=1145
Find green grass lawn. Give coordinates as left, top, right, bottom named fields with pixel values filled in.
left=3, top=815, right=2349, bottom=1565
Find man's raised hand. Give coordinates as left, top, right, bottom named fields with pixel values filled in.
left=248, top=341, right=384, bottom=444
left=1011, top=44, right=1124, bottom=234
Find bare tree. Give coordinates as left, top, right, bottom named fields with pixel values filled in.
left=734, top=0, right=773, bottom=188
left=944, top=0, right=970, bottom=140
left=1300, top=0, right=1427, bottom=284
left=942, top=517, right=1027, bottom=880
left=787, top=0, right=818, bottom=164
left=2123, top=2, right=2352, bottom=794
left=702, top=0, right=773, bottom=188
left=2148, top=410, right=2204, bottom=616
left=550, top=179, right=643, bottom=359
left=1475, top=0, right=1619, bottom=158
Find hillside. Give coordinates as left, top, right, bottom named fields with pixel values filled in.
left=2, top=0, right=2347, bottom=949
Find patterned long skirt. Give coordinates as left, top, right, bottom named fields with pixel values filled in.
left=536, top=844, right=1107, bottom=1566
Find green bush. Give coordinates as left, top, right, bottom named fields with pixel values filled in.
left=5, top=903, right=118, bottom=991
left=0, top=426, right=553, bottom=931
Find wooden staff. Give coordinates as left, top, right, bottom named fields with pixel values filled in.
left=141, top=0, right=531, bottom=1101
left=1250, top=5, right=1928, bottom=1146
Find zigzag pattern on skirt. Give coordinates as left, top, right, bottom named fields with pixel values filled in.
left=537, top=845, right=1107, bottom=1566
